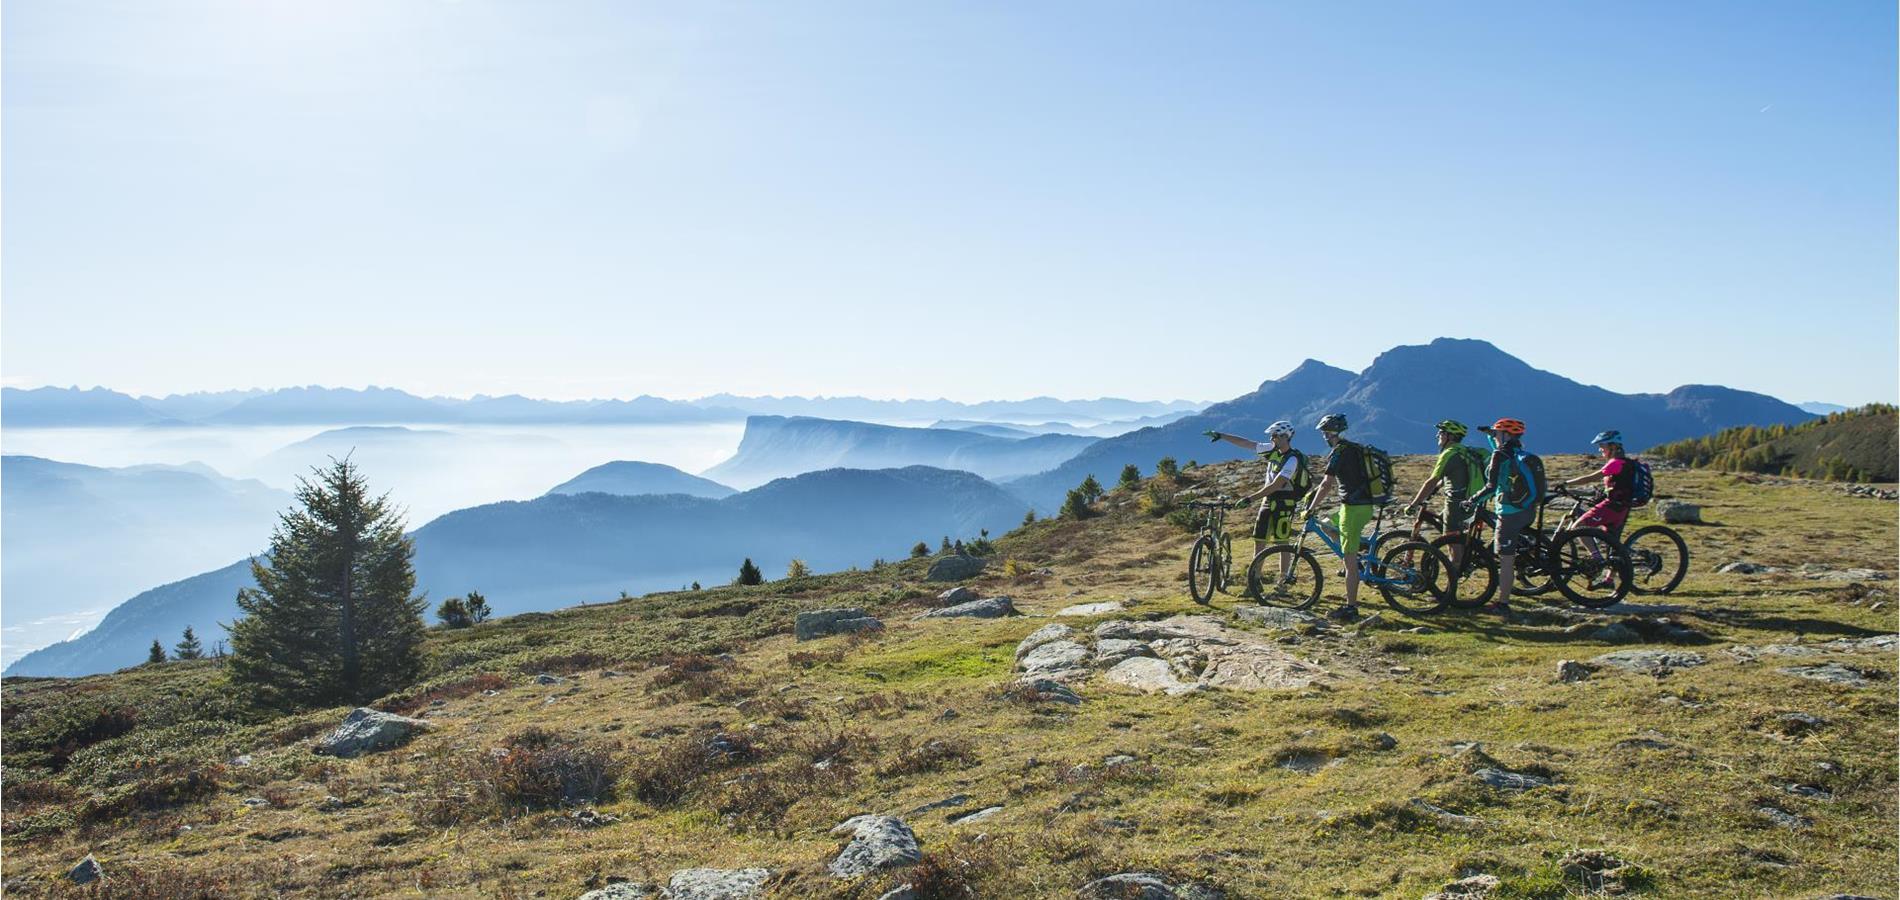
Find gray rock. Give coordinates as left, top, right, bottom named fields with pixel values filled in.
left=1014, top=624, right=1077, bottom=661
left=796, top=608, right=884, bottom=641
left=1424, top=873, right=1500, bottom=900
left=1797, top=563, right=1893, bottom=582
left=1591, top=623, right=1641, bottom=644
left=947, top=805, right=1002, bottom=825
left=313, top=707, right=430, bottom=757
left=534, top=673, right=566, bottom=685
left=1410, top=799, right=1484, bottom=829
left=68, top=855, right=103, bottom=886
left=1234, top=605, right=1324, bottom=629
left=242, top=796, right=269, bottom=808
left=1780, top=663, right=1877, bottom=687
left=876, top=888, right=917, bottom=900
left=1103, top=656, right=1203, bottom=696
left=1103, top=754, right=1138, bottom=767
left=1717, top=561, right=1777, bottom=575
left=1472, top=767, right=1553, bottom=791
left=1555, top=660, right=1592, bottom=683
left=1056, top=600, right=1126, bottom=617
left=231, top=753, right=254, bottom=767
left=1655, top=500, right=1702, bottom=524
left=906, top=794, right=970, bottom=815
left=828, top=815, right=921, bottom=878
left=917, top=597, right=1017, bottom=619
left=1092, top=638, right=1154, bottom=667
left=1590, top=649, right=1706, bottom=674
left=578, top=884, right=651, bottom=900
left=1758, top=806, right=1812, bottom=829
left=663, top=868, right=771, bottom=899
left=925, top=554, right=986, bottom=582
left=1781, top=783, right=1833, bottom=800
left=1019, top=640, right=1091, bottom=676
left=1009, top=677, right=1083, bottom=705
left=937, top=586, right=979, bottom=605
left=1076, top=872, right=1223, bottom=900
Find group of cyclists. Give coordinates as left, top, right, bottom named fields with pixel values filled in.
left=1206, top=413, right=1649, bottom=622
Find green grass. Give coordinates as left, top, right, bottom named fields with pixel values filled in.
left=2, top=458, right=1894, bottom=898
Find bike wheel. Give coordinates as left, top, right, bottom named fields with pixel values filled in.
left=1218, top=532, right=1235, bottom=594
left=1375, top=540, right=1452, bottom=615
left=1624, top=525, right=1688, bottom=595
left=1245, top=545, right=1322, bottom=610
left=1188, top=537, right=1218, bottom=605
left=1551, top=528, right=1633, bottom=608
left=1513, top=530, right=1558, bottom=597
left=1431, top=534, right=1496, bottom=608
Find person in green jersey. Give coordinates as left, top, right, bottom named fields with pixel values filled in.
left=1403, top=419, right=1487, bottom=568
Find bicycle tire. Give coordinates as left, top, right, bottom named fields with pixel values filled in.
left=1513, top=530, right=1559, bottom=597
left=1430, top=534, right=1496, bottom=608
left=1188, top=537, right=1218, bottom=605
left=1245, top=545, right=1322, bottom=610
left=1218, top=532, right=1235, bottom=594
left=1375, top=540, right=1452, bottom=615
left=1623, top=525, right=1688, bottom=595
left=1551, top=528, right=1633, bottom=608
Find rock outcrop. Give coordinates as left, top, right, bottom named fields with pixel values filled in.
left=313, top=708, right=430, bottom=757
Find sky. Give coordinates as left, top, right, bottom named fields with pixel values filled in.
left=4, top=1, right=1895, bottom=405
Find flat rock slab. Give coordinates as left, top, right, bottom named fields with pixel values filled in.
left=1014, top=624, right=1076, bottom=662
left=916, top=597, right=1017, bottom=619
left=946, top=805, right=1002, bottom=825
left=828, top=815, right=921, bottom=878
left=1076, top=872, right=1223, bottom=900
left=1056, top=600, right=1126, bottom=617
left=1234, top=605, right=1324, bottom=629
left=314, top=708, right=430, bottom=757
left=1590, top=649, right=1706, bottom=674
left=662, top=868, right=772, bottom=899
left=578, top=884, right=651, bottom=900
left=1780, top=663, right=1879, bottom=687
left=1473, top=767, right=1553, bottom=791
left=1096, top=616, right=1337, bottom=692
left=796, top=608, right=883, bottom=641
left=1093, top=638, right=1153, bottom=667
left=1019, top=640, right=1091, bottom=676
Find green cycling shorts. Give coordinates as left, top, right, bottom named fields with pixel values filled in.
left=1333, top=503, right=1376, bottom=556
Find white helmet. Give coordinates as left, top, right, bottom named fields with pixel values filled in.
left=1264, top=420, right=1296, bottom=440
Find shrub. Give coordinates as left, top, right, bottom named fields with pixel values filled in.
left=1139, top=480, right=1177, bottom=518
left=786, top=559, right=812, bottom=579
left=1022, top=508, right=1037, bottom=526
left=463, top=590, right=491, bottom=623
left=436, top=596, right=473, bottom=629
left=378, top=673, right=511, bottom=717
left=912, top=541, right=931, bottom=558
left=1156, top=456, right=1180, bottom=479
left=880, top=735, right=978, bottom=776
left=414, top=728, right=622, bottom=824
left=645, top=653, right=743, bottom=702
left=625, top=732, right=753, bottom=806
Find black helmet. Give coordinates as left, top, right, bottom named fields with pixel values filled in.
left=1316, top=413, right=1347, bottom=433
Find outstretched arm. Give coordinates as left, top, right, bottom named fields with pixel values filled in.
left=1205, top=431, right=1265, bottom=453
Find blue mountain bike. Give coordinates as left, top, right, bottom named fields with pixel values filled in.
left=1244, top=503, right=1454, bottom=615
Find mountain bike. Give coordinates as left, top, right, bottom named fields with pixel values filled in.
left=1186, top=498, right=1241, bottom=605
left=1433, top=487, right=1633, bottom=608
left=1243, top=503, right=1455, bottom=615
left=1539, top=488, right=1690, bottom=596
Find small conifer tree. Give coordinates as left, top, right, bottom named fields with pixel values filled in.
left=736, top=558, right=763, bottom=585
left=911, top=541, right=930, bottom=558
left=940, top=536, right=953, bottom=553
left=1079, top=474, right=1104, bottom=502
left=1059, top=488, right=1091, bottom=520
left=691, top=581, right=703, bottom=590
left=436, top=597, right=472, bottom=628
left=174, top=626, right=204, bottom=660
left=1022, top=508, right=1037, bottom=526
left=786, top=558, right=811, bottom=579
left=1119, top=464, right=1142, bottom=490
left=463, top=590, right=491, bottom=624
left=148, top=639, right=166, bottom=664
left=1156, top=457, right=1179, bottom=480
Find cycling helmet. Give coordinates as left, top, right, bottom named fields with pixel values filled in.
left=1265, top=420, right=1296, bottom=440
left=1478, top=417, right=1526, bottom=437
left=1591, top=429, right=1623, bottom=446
left=1436, top=419, right=1468, bottom=440
left=1316, top=413, right=1348, bottom=433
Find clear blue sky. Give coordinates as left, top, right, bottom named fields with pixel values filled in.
left=5, top=1, right=1894, bottom=404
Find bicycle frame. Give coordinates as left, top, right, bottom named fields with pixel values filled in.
left=1293, top=506, right=1411, bottom=586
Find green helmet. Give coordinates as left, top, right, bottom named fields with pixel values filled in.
left=1436, top=419, right=1468, bottom=440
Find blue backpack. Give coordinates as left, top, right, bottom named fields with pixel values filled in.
left=1499, top=447, right=1546, bottom=515
left=1627, top=458, right=1654, bottom=507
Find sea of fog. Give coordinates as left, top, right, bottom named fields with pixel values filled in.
left=1, top=422, right=762, bottom=664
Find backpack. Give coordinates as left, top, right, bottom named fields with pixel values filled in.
left=1627, top=458, right=1654, bottom=507
left=1499, top=447, right=1546, bottom=513
left=1446, top=445, right=1487, bottom=497
left=1359, top=443, right=1395, bottom=504
left=1270, top=448, right=1313, bottom=497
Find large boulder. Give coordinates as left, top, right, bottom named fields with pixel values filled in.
left=916, top=597, right=1018, bottom=619
left=663, top=868, right=772, bottom=899
left=937, top=586, right=980, bottom=606
left=1019, top=641, right=1091, bottom=677
left=68, top=855, right=103, bottom=886
left=796, top=608, right=884, bottom=641
left=925, top=554, right=986, bottom=582
left=313, top=708, right=430, bottom=757
left=828, top=815, right=921, bottom=878
left=1654, top=500, right=1701, bottom=524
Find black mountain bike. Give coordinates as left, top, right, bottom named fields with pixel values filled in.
left=1244, top=502, right=1455, bottom=616
left=1186, top=498, right=1241, bottom=605
left=1429, top=487, right=1633, bottom=609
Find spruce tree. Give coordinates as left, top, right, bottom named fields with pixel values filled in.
left=1079, top=474, right=1104, bottom=502
left=436, top=597, right=472, bottom=628
left=911, top=541, right=931, bottom=558
left=174, top=626, right=204, bottom=660
left=228, top=458, right=425, bottom=709
left=1022, top=508, right=1037, bottom=526
left=736, top=558, right=763, bottom=585
left=148, top=640, right=166, bottom=664
left=1118, top=464, right=1142, bottom=490
left=1059, top=488, right=1091, bottom=520
left=1155, top=457, right=1179, bottom=480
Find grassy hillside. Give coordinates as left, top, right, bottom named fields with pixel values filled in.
left=2, top=457, right=1895, bottom=898
left=1649, top=404, right=1896, bottom=482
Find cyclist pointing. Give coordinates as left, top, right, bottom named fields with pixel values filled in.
left=1207, top=421, right=1308, bottom=592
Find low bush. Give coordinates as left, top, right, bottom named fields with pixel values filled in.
left=880, top=735, right=977, bottom=777
left=413, top=727, right=623, bottom=825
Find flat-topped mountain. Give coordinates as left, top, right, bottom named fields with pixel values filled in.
left=546, top=461, right=736, bottom=499
left=702, top=416, right=1096, bottom=489
left=1008, top=338, right=1814, bottom=506
left=5, top=466, right=1026, bottom=677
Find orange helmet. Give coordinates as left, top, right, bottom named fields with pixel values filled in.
left=1479, top=417, right=1527, bottom=437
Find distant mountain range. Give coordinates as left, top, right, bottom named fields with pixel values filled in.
left=1, top=456, right=290, bottom=667
left=702, top=416, right=1098, bottom=490
left=3, top=386, right=1201, bottom=428
left=4, top=466, right=1028, bottom=678
left=546, top=461, right=736, bottom=499
left=929, top=410, right=1196, bottom=438
left=1006, top=338, right=1818, bottom=507
left=1798, top=402, right=1849, bottom=415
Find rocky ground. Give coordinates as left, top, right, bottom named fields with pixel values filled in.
left=1, top=458, right=1894, bottom=898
